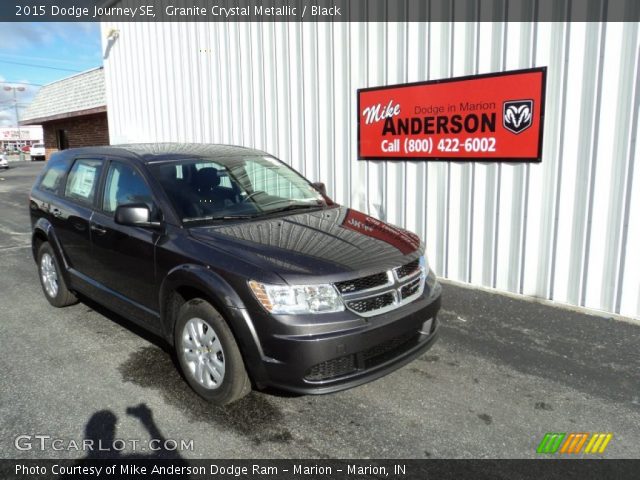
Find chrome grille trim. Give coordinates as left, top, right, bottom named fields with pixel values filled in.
left=336, top=260, right=426, bottom=317
left=334, top=271, right=392, bottom=294
left=395, top=258, right=421, bottom=279
left=338, top=271, right=394, bottom=297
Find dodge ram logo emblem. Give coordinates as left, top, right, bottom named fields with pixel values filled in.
left=503, top=100, right=533, bottom=134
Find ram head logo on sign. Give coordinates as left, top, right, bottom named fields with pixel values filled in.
left=503, top=100, right=533, bottom=134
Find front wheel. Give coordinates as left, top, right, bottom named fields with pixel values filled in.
left=174, top=299, right=251, bottom=405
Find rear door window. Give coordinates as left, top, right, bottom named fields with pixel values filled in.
left=64, top=159, right=103, bottom=206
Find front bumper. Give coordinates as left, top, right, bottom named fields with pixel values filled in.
left=248, top=278, right=442, bottom=394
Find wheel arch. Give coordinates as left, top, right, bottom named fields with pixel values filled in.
left=32, top=218, right=72, bottom=285
left=160, top=264, right=254, bottom=345
left=159, top=265, right=262, bottom=363
left=32, top=229, right=48, bottom=262
left=32, top=217, right=55, bottom=261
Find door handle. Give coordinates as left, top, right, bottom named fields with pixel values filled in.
left=90, top=224, right=107, bottom=235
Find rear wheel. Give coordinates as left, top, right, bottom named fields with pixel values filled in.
left=174, top=299, right=251, bottom=404
left=37, top=242, right=77, bottom=307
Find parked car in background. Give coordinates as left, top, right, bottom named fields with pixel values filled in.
left=30, top=144, right=441, bottom=404
left=0, top=153, right=8, bottom=169
left=30, top=143, right=45, bottom=161
left=21, top=145, right=31, bottom=153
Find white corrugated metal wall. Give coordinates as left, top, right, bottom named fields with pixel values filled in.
left=101, top=20, right=640, bottom=319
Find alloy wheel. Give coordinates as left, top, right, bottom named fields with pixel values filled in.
left=181, top=317, right=226, bottom=390
left=40, top=253, right=59, bottom=298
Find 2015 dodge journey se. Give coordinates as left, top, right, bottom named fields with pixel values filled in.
left=30, top=144, right=441, bottom=404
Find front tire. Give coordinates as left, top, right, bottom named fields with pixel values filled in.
left=37, top=242, right=77, bottom=307
left=174, top=299, right=251, bottom=405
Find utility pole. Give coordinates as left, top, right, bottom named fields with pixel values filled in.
left=3, top=86, right=26, bottom=148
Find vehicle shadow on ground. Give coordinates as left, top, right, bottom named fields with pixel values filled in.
left=75, top=294, right=307, bottom=451
left=117, top=344, right=299, bottom=448
left=76, top=294, right=169, bottom=352
left=78, top=293, right=301, bottom=398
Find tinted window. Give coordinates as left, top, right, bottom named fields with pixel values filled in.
left=150, top=156, right=325, bottom=222
left=64, top=159, right=102, bottom=206
left=103, top=162, right=153, bottom=214
left=243, top=157, right=307, bottom=198
left=38, top=160, right=68, bottom=194
left=195, top=162, right=231, bottom=187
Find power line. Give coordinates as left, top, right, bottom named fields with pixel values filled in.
left=0, top=59, right=81, bottom=73
left=0, top=81, right=43, bottom=87
left=0, top=53, right=91, bottom=67
left=0, top=106, right=27, bottom=115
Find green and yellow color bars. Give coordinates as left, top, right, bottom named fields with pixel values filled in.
left=537, top=433, right=613, bottom=454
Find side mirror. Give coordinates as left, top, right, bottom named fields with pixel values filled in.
left=311, top=182, right=327, bottom=197
left=114, top=204, right=162, bottom=228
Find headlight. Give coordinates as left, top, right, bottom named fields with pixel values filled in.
left=419, top=255, right=427, bottom=274
left=421, top=255, right=437, bottom=288
left=248, top=280, right=344, bottom=314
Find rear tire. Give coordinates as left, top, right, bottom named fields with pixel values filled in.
left=174, top=299, right=251, bottom=405
left=37, top=242, right=77, bottom=307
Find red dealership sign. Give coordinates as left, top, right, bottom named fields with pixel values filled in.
left=357, top=68, right=547, bottom=161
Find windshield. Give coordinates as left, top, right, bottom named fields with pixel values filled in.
left=150, top=155, right=328, bottom=224
left=33, top=144, right=44, bottom=148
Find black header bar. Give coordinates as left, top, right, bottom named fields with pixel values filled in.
left=3, top=0, right=640, bottom=22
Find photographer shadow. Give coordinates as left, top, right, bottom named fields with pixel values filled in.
left=58, top=403, right=189, bottom=478
left=85, top=403, right=185, bottom=460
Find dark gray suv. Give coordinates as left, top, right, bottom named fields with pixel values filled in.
left=30, top=144, right=441, bottom=404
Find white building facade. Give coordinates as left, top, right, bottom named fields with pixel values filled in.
left=101, top=20, right=640, bottom=319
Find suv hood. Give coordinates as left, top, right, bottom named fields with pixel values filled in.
left=189, top=206, right=422, bottom=284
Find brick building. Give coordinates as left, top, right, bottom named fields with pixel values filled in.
left=21, top=67, right=108, bottom=159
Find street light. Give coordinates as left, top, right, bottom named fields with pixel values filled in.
left=3, top=86, right=26, bottom=149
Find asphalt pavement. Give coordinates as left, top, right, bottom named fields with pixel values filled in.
left=1, top=161, right=638, bottom=459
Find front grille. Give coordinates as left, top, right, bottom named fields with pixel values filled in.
left=304, top=330, right=421, bottom=382
left=305, top=354, right=356, bottom=381
left=335, top=258, right=425, bottom=317
left=362, top=331, right=420, bottom=369
left=335, top=271, right=389, bottom=294
left=346, top=292, right=395, bottom=313
left=395, top=259, right=420, bottom=279
left=400, top=277, right=421, bottom=299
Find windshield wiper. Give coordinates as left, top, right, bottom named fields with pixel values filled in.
left=183, top=214, right=257, bottom=223
left=263, top=203, right=325, bottom=215
left=184, top=203, right=325, bottom=223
